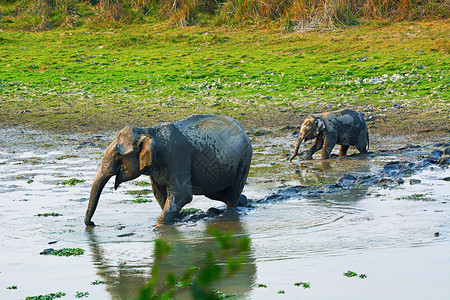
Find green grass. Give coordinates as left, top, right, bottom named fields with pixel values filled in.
left=0, top=21, right=448, bottom=133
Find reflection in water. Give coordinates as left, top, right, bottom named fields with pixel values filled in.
left=85, top=227, right=150, bottom=300
left=86, top=220, right=256, bottom=300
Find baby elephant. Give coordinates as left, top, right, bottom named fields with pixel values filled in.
left=289, top=109, right=369, bottom=161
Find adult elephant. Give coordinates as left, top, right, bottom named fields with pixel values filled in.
left=85, top=114, right=252, bottom=226
left=289, top=109, right=369, bottom=161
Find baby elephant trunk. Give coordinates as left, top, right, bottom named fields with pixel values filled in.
left=289, top=136, right=304, bottom=162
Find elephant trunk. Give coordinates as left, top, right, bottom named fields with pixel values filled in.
left=289, top=136, right=304, bottom=162
left=84, top=168, right=113, bottom=226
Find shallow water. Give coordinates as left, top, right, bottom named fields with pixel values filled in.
left=0, top=128, right=449, bottom=299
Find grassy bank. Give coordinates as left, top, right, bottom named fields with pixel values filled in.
left=0, top=20, right=449, bottom=136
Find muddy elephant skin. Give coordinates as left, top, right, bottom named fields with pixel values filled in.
left=289, top=109, right=369, bottom=161
left=85, top=114, right=252, bottom=226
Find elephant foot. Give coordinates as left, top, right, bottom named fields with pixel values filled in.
left=222, top=207, right=240, bottom=221
left=157, top=210, right=180, bottom=226
left=84, top=219, right=96, bottom=227
left=237, top=194, right=248, bottom=207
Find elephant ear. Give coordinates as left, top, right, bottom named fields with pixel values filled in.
left=116, top=126, right=135, bottom=156
left=315, top=117, right=326, bottom=135
left=138, top=135, right=155, bottom=172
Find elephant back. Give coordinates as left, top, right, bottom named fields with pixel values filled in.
left=174, top=114, right=251, bottom=163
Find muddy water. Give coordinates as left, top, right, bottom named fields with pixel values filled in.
left=1, top=128, right=449, bottom=300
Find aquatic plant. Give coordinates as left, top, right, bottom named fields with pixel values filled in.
left=134, top=181, right=152, bottom=186
left=277, top=290, right=285, bottom=294
left=25, top=292, right=66, bottom=300
left=179, top=208, right=203, bottom=216
left=252, top=283, right=267, bottom=288
left=294, top=281, right=310, bottom=288
left=27, top=179, right=34, bottom=184
left=50, top=248, right=85, bottom=257
left=126, top=189, right=152, bottom=196
left=132, top=198, right=152, bottom=203
left=212, top=289, right=237, bottom=298
left=343, top=270, right=358, bottom=277
left=58, top=178, right=86, bottom=186
left=91, top=280, right=106, bottom=285
left=36, top=212, right=61, bottom=217
left=75, top=291, right=89, bottom=298
left=7, top=285, right=17, bottom=290
left=138, top=226, right=251, bottom=299
left=344, top=270, right=367, bottom=279
left=397, top=193, right=436, bottom=201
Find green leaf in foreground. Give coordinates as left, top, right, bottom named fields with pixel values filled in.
left=138, top=226, right=251, bottom=299
left=51, top=248, right=85, bottom=257
left=25, top=292, right=66, bottom=300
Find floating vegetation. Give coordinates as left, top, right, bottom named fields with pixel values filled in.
left=311, top=181, right=331, bottom=186
left=134, top=181, right=151, bottom=186
left=212, top=290, right=237, bottom=299
left=126, top=189, right=152, bottom=196
left=343, top=270, right=367, bottom=279
left=294, top=281, right=310, bottom=288
left=277, top=290, right=285, bottom=294
left=252, top=283, right=267, bottom=288
left=7, top=285, right=17, bottom=290
left=27, top=179, right=34, bottom=184
left=179, top=208, right=203, bottom=216
left=25, top=292, right=66, bottom=300
left=91, top=280, right=106, bottom=285
left=55, top=155, right=78, bottom=160
left=397, top=193, right=436, bottom=201
left=36, top=212, right=61, bottom=217
left=58, top=178, right=86, bottom=186
left=132, top=198, right=152, bottom=203
left=75, top=291, right=89, bottom=298
left=50, top=248, right=85, bottom=257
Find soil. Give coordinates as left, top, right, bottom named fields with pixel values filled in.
left=1, top=105, right=449, bottom=141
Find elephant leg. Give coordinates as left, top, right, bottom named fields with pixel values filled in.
left=226, top=160, right=250, bottom=210
left=339, top=145, right=349, bottom=157
left=356, top=130, right=369, bottom=154
left=321, top=136, right=336, bottom=159
left=151, top=177, right=167, bottom=210
left=157, top=174, right=193, bottom=225
left=306, top=139, right=324, bottom=159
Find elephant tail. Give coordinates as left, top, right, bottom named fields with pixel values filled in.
left=366, top=130, right=370, bottom=152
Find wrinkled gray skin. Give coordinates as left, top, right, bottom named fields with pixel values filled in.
left=85, top=114, right=252, bottom=226
left=289, top=109, right=369, bottom=161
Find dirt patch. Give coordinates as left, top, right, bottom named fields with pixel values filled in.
left=1, top=104, right=448, bottom=143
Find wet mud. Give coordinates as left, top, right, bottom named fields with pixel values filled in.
left=1, top=127, right=449, bottom=299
